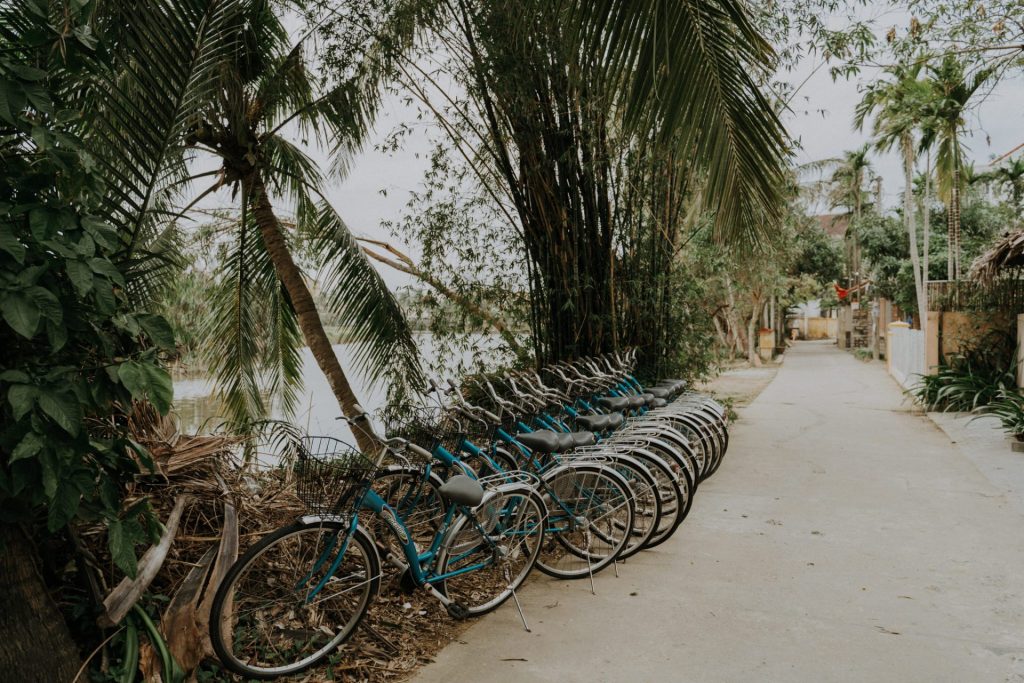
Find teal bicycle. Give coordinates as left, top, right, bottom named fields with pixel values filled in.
left=209, top=428, right=547, bottom=679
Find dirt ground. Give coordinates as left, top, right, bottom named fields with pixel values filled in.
left=696, top=360, right=782, bottom=407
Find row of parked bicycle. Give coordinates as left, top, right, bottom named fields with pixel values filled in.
left=209, top=350, right=730, bottom=678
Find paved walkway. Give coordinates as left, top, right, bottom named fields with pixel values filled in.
left=413, top=341, right=1024, bottom=683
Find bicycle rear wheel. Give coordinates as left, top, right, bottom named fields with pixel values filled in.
left=536, top=463, right=634, bottom=579
left=209, top=520, right=379, bottom=679
left=435, top=484, right=547, bottom=616
left=603, top=455, right=660, bottom=559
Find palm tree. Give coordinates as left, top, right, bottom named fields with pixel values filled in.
left=919, top=55, right=994, bottom=281
left=855, top=61, right=929, bottom=327
left=84, top=0, right=424, bottom=451
left=988, top=157, right=1024, bottom=213
left=827, top=144, right=874, bottom=283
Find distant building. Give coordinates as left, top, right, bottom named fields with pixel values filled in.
left=814, top=214, right=849, bottom=241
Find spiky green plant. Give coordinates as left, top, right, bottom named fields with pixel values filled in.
left=980, top=389, right=1024, bottom=441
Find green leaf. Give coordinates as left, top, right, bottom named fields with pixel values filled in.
left=0, top=77, right=24, bottom=124
left=2, top=292, right=40, bottom=338
left=11, top=65, right=46, bottom=81
left=142, top=363, right=173, bottom=414
left=28, top=209, right=55, bottom=241
left=119, top=361, right=173, bottom=414
left=28, top=286, right=62, bottom=324
left=138, top=314, right=175, bottom=351
left=38, top=448, right=58, bottom=498
left=38, top=389, right=82, bottom=436
left=47, top=479, right=81, bottom=531
left=81, top=216, right=119, bottom=250
left=10, top=431, right=43, bottom=462
left=127, top=439, right=155, bottom=473
left=88, top=257, right=125, bottom=287
left=67, top=260, right=93, bottom=297
left=0, top=370, right=30, bottom=382
left=117, top=361, right=146, bottom=398
left=46, top=319, right=68, bottom=352
left=108, top=519, right=138, bottom=578
left=0, top=225, right=26, bottom=263
left=94, top=282, right=116, bottom=314
left=7, top=384, right=37, bottom=420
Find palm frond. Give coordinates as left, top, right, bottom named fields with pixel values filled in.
left=570, top=0, right=789, bottom=247
left=306, top=201, right=425, bottom=393
left=203, top=206, right=304, bottom=427
left=85, top=0, right=247, bottom=301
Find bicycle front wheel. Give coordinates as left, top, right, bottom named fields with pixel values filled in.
left=209, top=520, right=379, bottom=679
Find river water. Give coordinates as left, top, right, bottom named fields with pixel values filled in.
left=173, top=334, right=501, bottom=443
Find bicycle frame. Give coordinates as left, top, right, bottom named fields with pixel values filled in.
left=299, top=487, right=502, bottom=604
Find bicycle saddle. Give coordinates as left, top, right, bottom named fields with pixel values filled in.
left=598, top=396, right=631, bottom=411
left=657, top=379, right=687, bottom=393
left=645, top=386, right=673, bottom=399
left=575, top=414, right=612, bottom=432
left=439, top=474, right=485, bottom=507
left=571, top=431, right=596, bottom=447
left=515, top=430, right=583, bottom=453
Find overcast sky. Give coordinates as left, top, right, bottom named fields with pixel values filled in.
left=312, top=14, right=1024, bottom=291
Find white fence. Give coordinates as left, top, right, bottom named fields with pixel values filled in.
left=888, top=326, right=925, bottom=389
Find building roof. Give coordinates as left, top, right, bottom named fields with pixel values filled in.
left=814, top=214, right=849, bottom=239
left=970, top=229, right=1024, bottom=282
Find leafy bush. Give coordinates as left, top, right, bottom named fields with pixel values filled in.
left=911, top=331, right=1016, bottom=411
left=1, top=3, right=173, bottom=575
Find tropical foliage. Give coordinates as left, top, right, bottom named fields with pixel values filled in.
left=912, top=331, right=1016, bottom=411
left=348, top=0, right=790, bottom=377
left=0, top=3, right=174, bottom=678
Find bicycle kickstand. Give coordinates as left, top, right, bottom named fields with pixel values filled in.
left=505, top=567, right=531, bottom=632
left=584, top=527, right=596, bottom=595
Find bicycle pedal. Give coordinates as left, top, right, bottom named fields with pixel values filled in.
left=446, top=601, right=470, bottom=620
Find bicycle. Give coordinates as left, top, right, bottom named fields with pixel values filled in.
left=209, top=426, right=547, bottom=679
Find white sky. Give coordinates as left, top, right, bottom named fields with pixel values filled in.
left=309, top=8, right=1024, bottom=289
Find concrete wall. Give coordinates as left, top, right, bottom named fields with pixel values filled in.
left=794, top=317, right=837, bottom=340
left=923, top=310, right=1015, bottom=372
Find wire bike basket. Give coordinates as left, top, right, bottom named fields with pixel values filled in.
left=294, top=436, right=378, bottom=515
left=383, top=405, right=465, bottom=456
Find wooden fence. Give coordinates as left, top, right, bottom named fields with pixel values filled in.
left=927, top=278, right=1024, bottom=313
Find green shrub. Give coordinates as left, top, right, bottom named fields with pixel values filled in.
left=980, top=389, right=1024, bottom=441
left=911, top=330, right=1016, bottom=411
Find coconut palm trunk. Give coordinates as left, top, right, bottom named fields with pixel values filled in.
left=903, top=134, right=927, bottom=326
left=0, top=526, right=81, bottom=681
left=950, top=166, right=962, bottom=280
left=247, top=174, right=378, bottom=452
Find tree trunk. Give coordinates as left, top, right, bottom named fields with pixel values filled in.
left=747, top=299, right=762, bottom=366
left=904, top=135, right=927, bottom=330
left=0, top=525, right=81, bottom=682
left=923, top=149, right=931, bottom=343
left=248, top=174, right=378, bottom=453
left=951, top=165, right=962, bottom=281
left=358, top=240, right=523, bottom=353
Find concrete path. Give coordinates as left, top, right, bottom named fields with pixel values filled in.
left=413, top=341, right=1024, bottom=683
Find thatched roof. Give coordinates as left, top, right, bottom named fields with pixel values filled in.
left=970, top=229, right=1024, bottom=283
